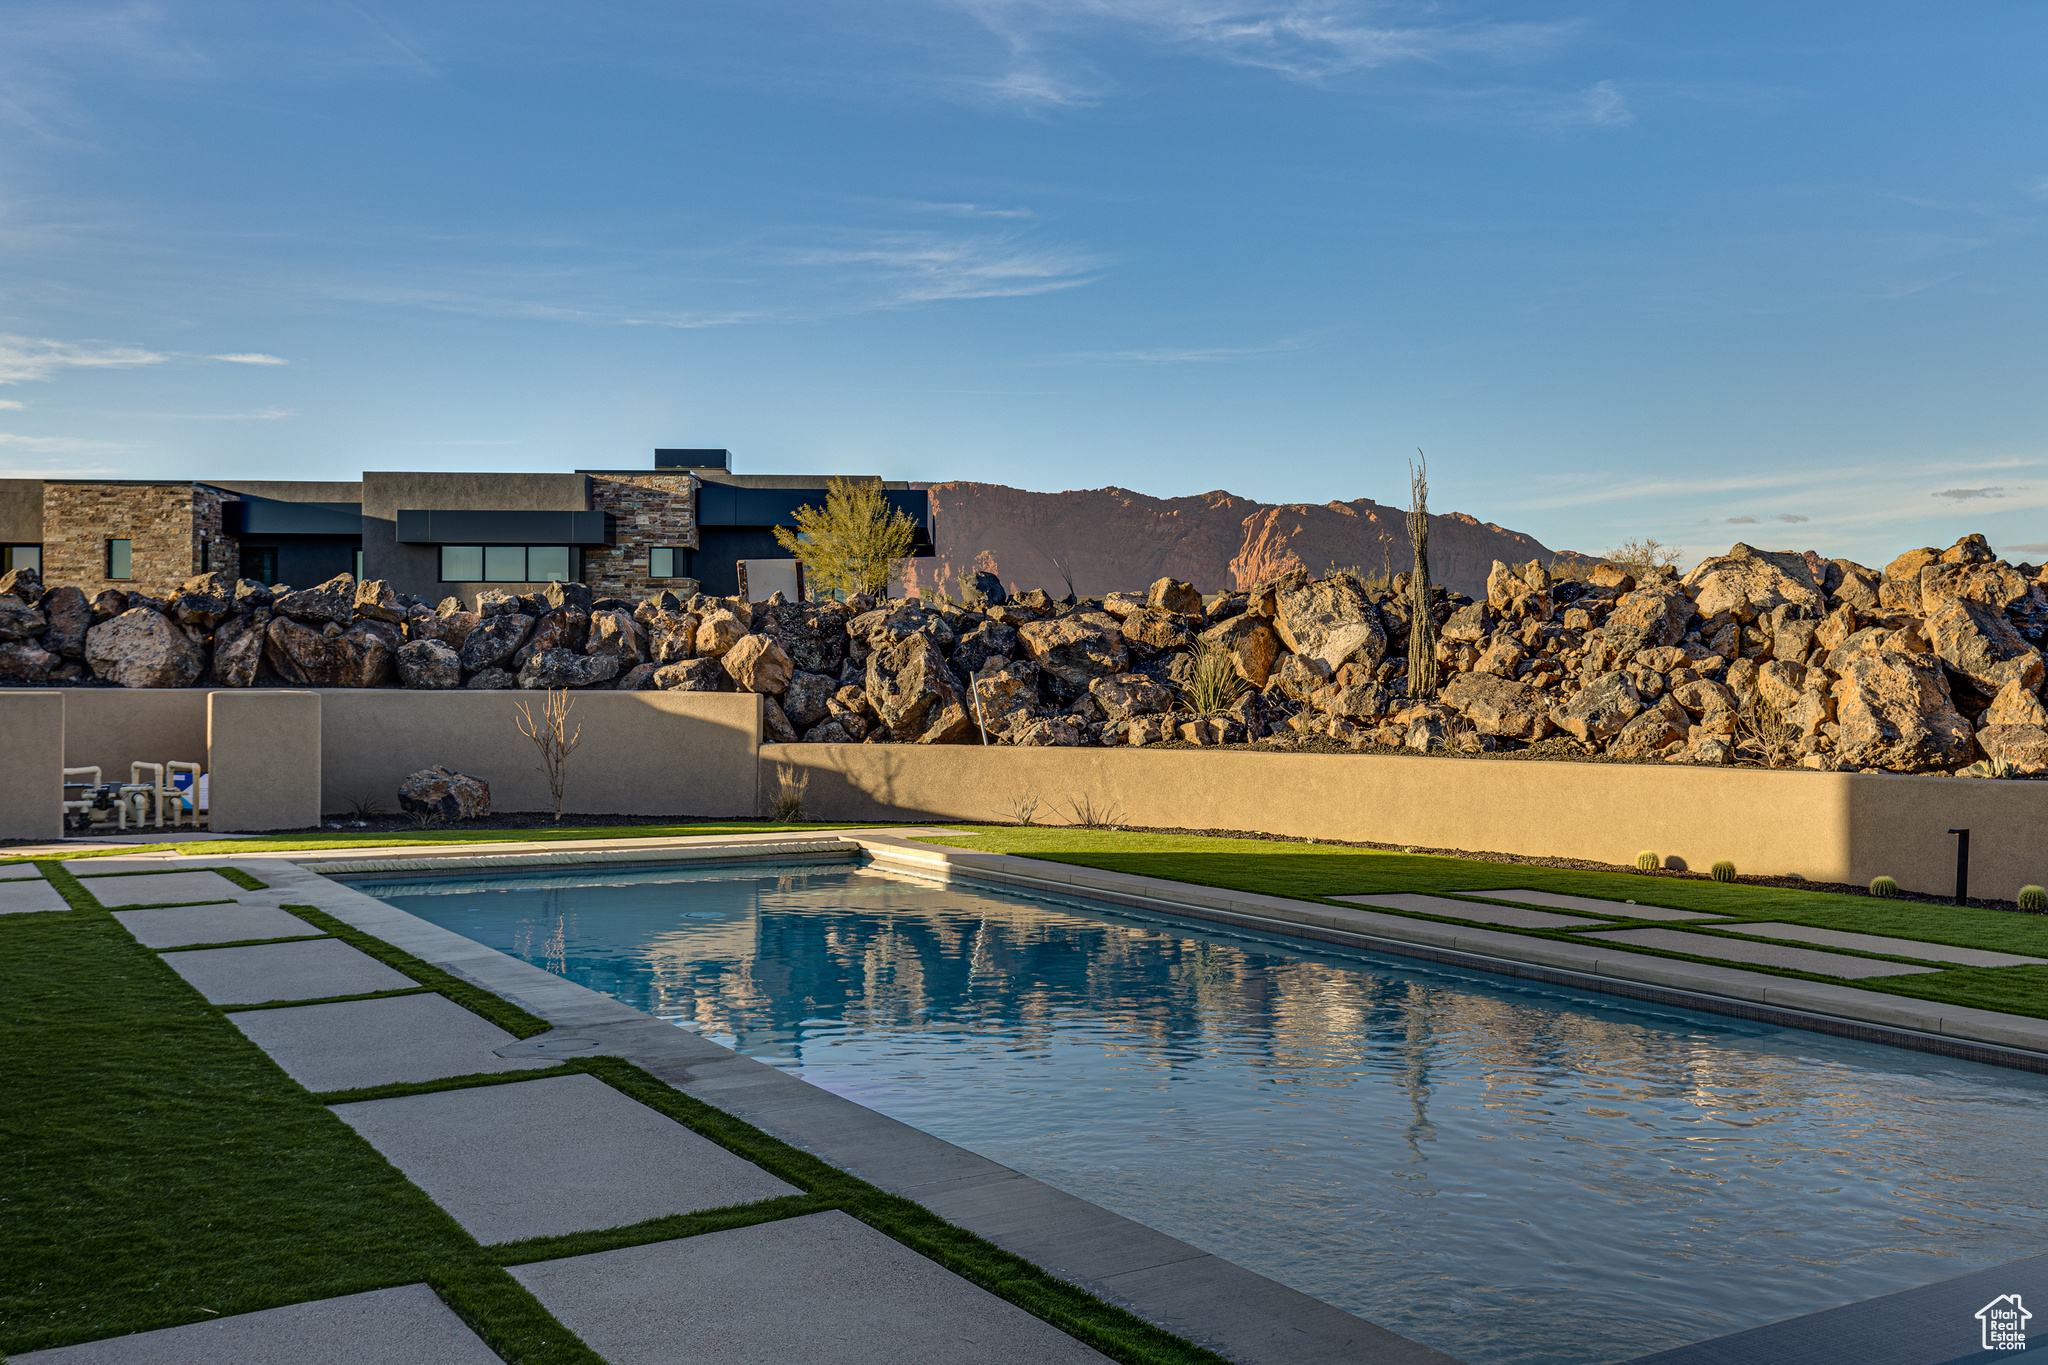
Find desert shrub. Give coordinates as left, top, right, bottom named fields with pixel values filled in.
left=1710, top=860, right=1737, bottom=883
left=1010, top=787, right=1043, bottom=826
left=1636, top=851, right=1660, bottom=871
left=1963, top=757, right=2019, bottom=779
left=1869, top=875, right=1898, bottom=898
left=1603, top=538, right=1683, bottom=576
left=1737, top=694, right=1800, bottom=769
left=1184, top=639, right=1248, bottom=715
left=1062, top=793, right=1124, bottom=830
left=2020, top=885, right=2048, bottom=912
left=771, top=763, right=810, bottom=822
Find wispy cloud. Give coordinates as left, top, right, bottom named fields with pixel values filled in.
left=0, top=334, right=166, bottom=384
left=0, top=431, right=128, bottom=452
left=904, top=201, right=1038, bottom=220
left=0, top=400, right=21, bottom=411
left=1777, top=513, right=1809, bottom=523
left=1937, top=486, right=2004, bottom=500
left=1725, top=515, right=1757, bottom=524
left=209, top=352, right=289, bottom=365
left=133, top=407, right=296, bottom=421
left=777, top=229, right=1105, bottom=303
left=1052, top=338, right=1307, bottom=363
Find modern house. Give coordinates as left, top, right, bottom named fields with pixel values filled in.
left=0, top=449, right=932, bottom=604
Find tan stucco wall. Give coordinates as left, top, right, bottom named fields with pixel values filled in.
left=61, top=689, right=212, bottom=780
left=762, top=745, right=2048, bottom=902
left=209, top=691, right=322, bottom=832
left=317, top=690, right=761, bottom=818
left=1, top=691, right=65, bottom=840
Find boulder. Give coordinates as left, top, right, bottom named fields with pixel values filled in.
left=644, top=610, right=699, bottom=665
left=1313, top=682, right=1394, bottom=722
left=753, top=602, right=850, bottom=676
left=1924, top=597, right=2045, bottom=704
left=1016, top=611, right=1129, bottom=701
left=1681, top=543, right=1824, bottom=622
left=352, top=579, right=404, bottom=622
left=586, top=608, right=644, bottom=664
left=613, top=663, right=660, bottom=691
left=1878, top=548, right=1941, bottom=611
left=1826, top=559, right=1882, bottom=609
left=1016, top=716, right=1087, bottom=747
left=1976, top=724, right=2048, bottom=774
left=458, top=613, right=533, bottom=672
left=542, top=580, right=594, bottom=613
left=396, top=639, right=463, bottom=689
left=1601, top=585, right=1693, bottom=661
left=1121, top=610, right=1196, bottom=653
left=654, top=658, right=732, bottom=691
left=1472, top=637, right=1528, bottom=678
left=957, top=570, right=1007, bottom=609
left=951, top=619, right=1018, bottom=678
left=966, top=661, right=1043, bottom=741
left=1985, top=677, right=2048, bottom=729
left=1146, top=578, right=1204, bottom=617
left=1198, top=614, right=1280, bottom=686
left=465, top=667, right=514, bottom=690
left=89, top=589, right=128, bottom=623
left=1273, top=578, right=1387, bottom=673
left=1608, top=696, right=1690, bottom=759
left=86, top=609, right=204, bottom=688
left=263, top=617, right=393, bottom=687
left=1552, top=672, right=1644, bottom=743
left=513, top=607, right=589, bottom=667
left=696, top=609, right=747, bottom=657
left=1439, top=604, right=1492, bottom=643
left=1753, top=660, right=1807, bottom=714
left=517, top=648, right=621, bottom=689
left=211, top=609, right=271, bottom=687
left=848, top=603, right=954, bottom=653
left=40, top=586, right=90, bottom=658
left=1100, top=591, right=1147, bottom=620
left=801, top=719, right=855, bottom=744
left=762, top=698, right=799, bottom=744
left=168, top=590, right=234, bottom=633
left=866, top=632, right=975, bottom=743
left=1439, top=672, right=1546, bottom=739
left=233, top=579, right=275, bottom=609
left=0, top=595, right=46, bottom=640
left=410, top=610, right=480, bottom=650
left=0, top=640, right=59, bottom=680
left=1919, top=560, right=2032, bottom=613
left=274, top=574, right=357, bottom=626
left=1262, top=651, right=1331, bottom=702
left=475, top=589, right=523, bottom=617
left=1831, top=650, right=1976, bottom=772
left=1941, top=532, right=1996, bottom=564
left=1669, top=678, right=1740, bottom=718
left=1486, top=559, right=1553, bottom=621
left=1088, top=673, right=1174, bottom=722
left=398, top=765, right=491, bottom=821
left=782, top=670, right=838, bottom=728
left=0, top=566, right=42, bottom=602
left=722, top=634, right=794, bottom=694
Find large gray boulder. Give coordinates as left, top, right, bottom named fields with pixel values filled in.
left=41, top=586, right=91, bottom=658
left=1551, top=672, right=1644, bottom=743
left=396, top=639, right=463, bottom=689
left=866, top=632, right=974, bottom=743
left=0, top=595, right=46, bottom=640
left=409, top=609, right=479, bottom=651
left=399, top=765, right=490, bottom=820
left=1440, top=672, right=1547, bottom=740
left=753, top=602, right=850, bottom=675
left=654, top=658, right=731, bottom=691
left=513, top=607, right=589, bottom=668
left=458, top=613, right=533, bottom=672
left=264, top=617, right=394, bottom=687
left=1198, top=614, right=1281, bottom=686
left=1273, top=578, right=1386, bottom=673
left=517, top=648, right=620, bottom=689
left=1608, top=695, right=1689, bottom=759
left=211, top=609, right=271, bottom=687
left=0, top=640, right=60, bottom=680
left=1016, top=611, right=1129, bottom=702
left=1681, top=543, right=1825, bottom=622
left=585, top=607, right=644, bottom=665
left=1088, top=672, right=1174, bottom=722
left=352, top=578, right=404, bottom=622
left=951, top=619, right=1017, bottom=678
left=782, top=670, right=837, bottom=729
left=273, top=573, right=357, bottom=626
left=1831, top=650, right=1976, bottom=772
left=1925, top=597, right=2045, bottom=706
left=722, top=634, right=793, bottom=695
left=1601, top=585, right=1693, bottom=661
left=0, top=566, right=42, bottom=602
left=87, top=609, right=204, bottom=688
left=644, top=610, right=699, bottom=666
left=169, top=590, right=234, bottom=633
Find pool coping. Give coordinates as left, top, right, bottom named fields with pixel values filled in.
left=846, top=835, right=2048, bottom=1074
left=210, top=849, right=1457, bottom=1365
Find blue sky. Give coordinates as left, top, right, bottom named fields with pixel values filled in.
left=2, top=1, right=2046, bottom=567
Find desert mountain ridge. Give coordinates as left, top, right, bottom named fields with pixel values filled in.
left=906, top=481, right=1587, bottom=599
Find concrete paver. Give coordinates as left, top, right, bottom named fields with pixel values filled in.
left=1336, top=892, right=1608, bottom=930
left=1720, top=922, right=2047, bottom=969
left=161, top=938, right=417, bottom=1005
left=510, top=1210, right=1112, bottom=1364
left=12, top=1283, right=501, bottom=1365
left=330, top=1072, right=798, bottom=1243
left=0, top=878, right=69, bottom=915
left=1576, top=927, right=1942, bottom=979
left=1466, top=889, right=1725, bottom=922
left=74, top=871, right=242, bottom=908
left=230, top=993, right=559, bottom=1092
left=114, top=904, right=321, bottom=949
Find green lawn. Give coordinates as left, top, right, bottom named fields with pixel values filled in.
left=912, top=828, right=2048, bottom=1021
left=59, top=819, right=872, bottom=859
left=0, top=861, right=1223, bottom=1365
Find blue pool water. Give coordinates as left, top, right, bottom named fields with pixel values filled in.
left=364, top=863, right=2048, bottom=1365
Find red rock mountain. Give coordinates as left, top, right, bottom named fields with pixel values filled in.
left=910, top=483, right=1578, bottom=599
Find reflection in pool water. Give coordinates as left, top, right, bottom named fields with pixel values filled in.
left=365, top=863, right=2048, bottom=1365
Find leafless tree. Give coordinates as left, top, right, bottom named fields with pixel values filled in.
left=515, top=688, right=581, bottom=823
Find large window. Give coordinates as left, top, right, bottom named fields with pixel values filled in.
left=107, top=539, right=132, bottom=580
left=649, top=547, right=686, bottom=578
left=439, top=545, right=579, bottom=584
left=1, top=546, right=38, bottom=574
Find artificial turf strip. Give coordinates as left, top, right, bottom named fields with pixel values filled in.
left=915, top=828, right=2048, bottom=1022
left=277, top=903, right=551, bottom=1040
left=0, top=884, right=598, bottom=1362
left=168, top=819, right=875, bottom=856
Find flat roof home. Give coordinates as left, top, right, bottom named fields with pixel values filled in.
left=0, top=449, right=931, bottom=604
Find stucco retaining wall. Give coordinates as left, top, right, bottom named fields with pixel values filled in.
left=762, top=744, right=2048, bottom=902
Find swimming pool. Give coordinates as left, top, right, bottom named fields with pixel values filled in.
left=363, top=862, right=2048, bottom=1365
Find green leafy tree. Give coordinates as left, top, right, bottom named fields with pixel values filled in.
left=772, top=477, right=920, bottom=598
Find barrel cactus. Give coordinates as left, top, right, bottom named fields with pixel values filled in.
left=2020, top=885, right=2048, bottom=912
left=1636, top=851, right=1660, bottom=871
left=1869, top=876, right=1898, bottom=898
left=1710, top=860, right=1737, bottom=883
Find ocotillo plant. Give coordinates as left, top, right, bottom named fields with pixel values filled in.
left=1406, top=451, right=1438, bottom=699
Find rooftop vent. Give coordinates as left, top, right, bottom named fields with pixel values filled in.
left=654, top=448, right=731, bottom=470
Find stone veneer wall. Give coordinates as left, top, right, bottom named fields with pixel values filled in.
left=583, top=474, right=698, bottom=600
left=41, top=482, right=240, bottom=599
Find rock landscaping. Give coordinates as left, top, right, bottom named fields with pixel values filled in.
left=4, top=532, right=2047, bottom=776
